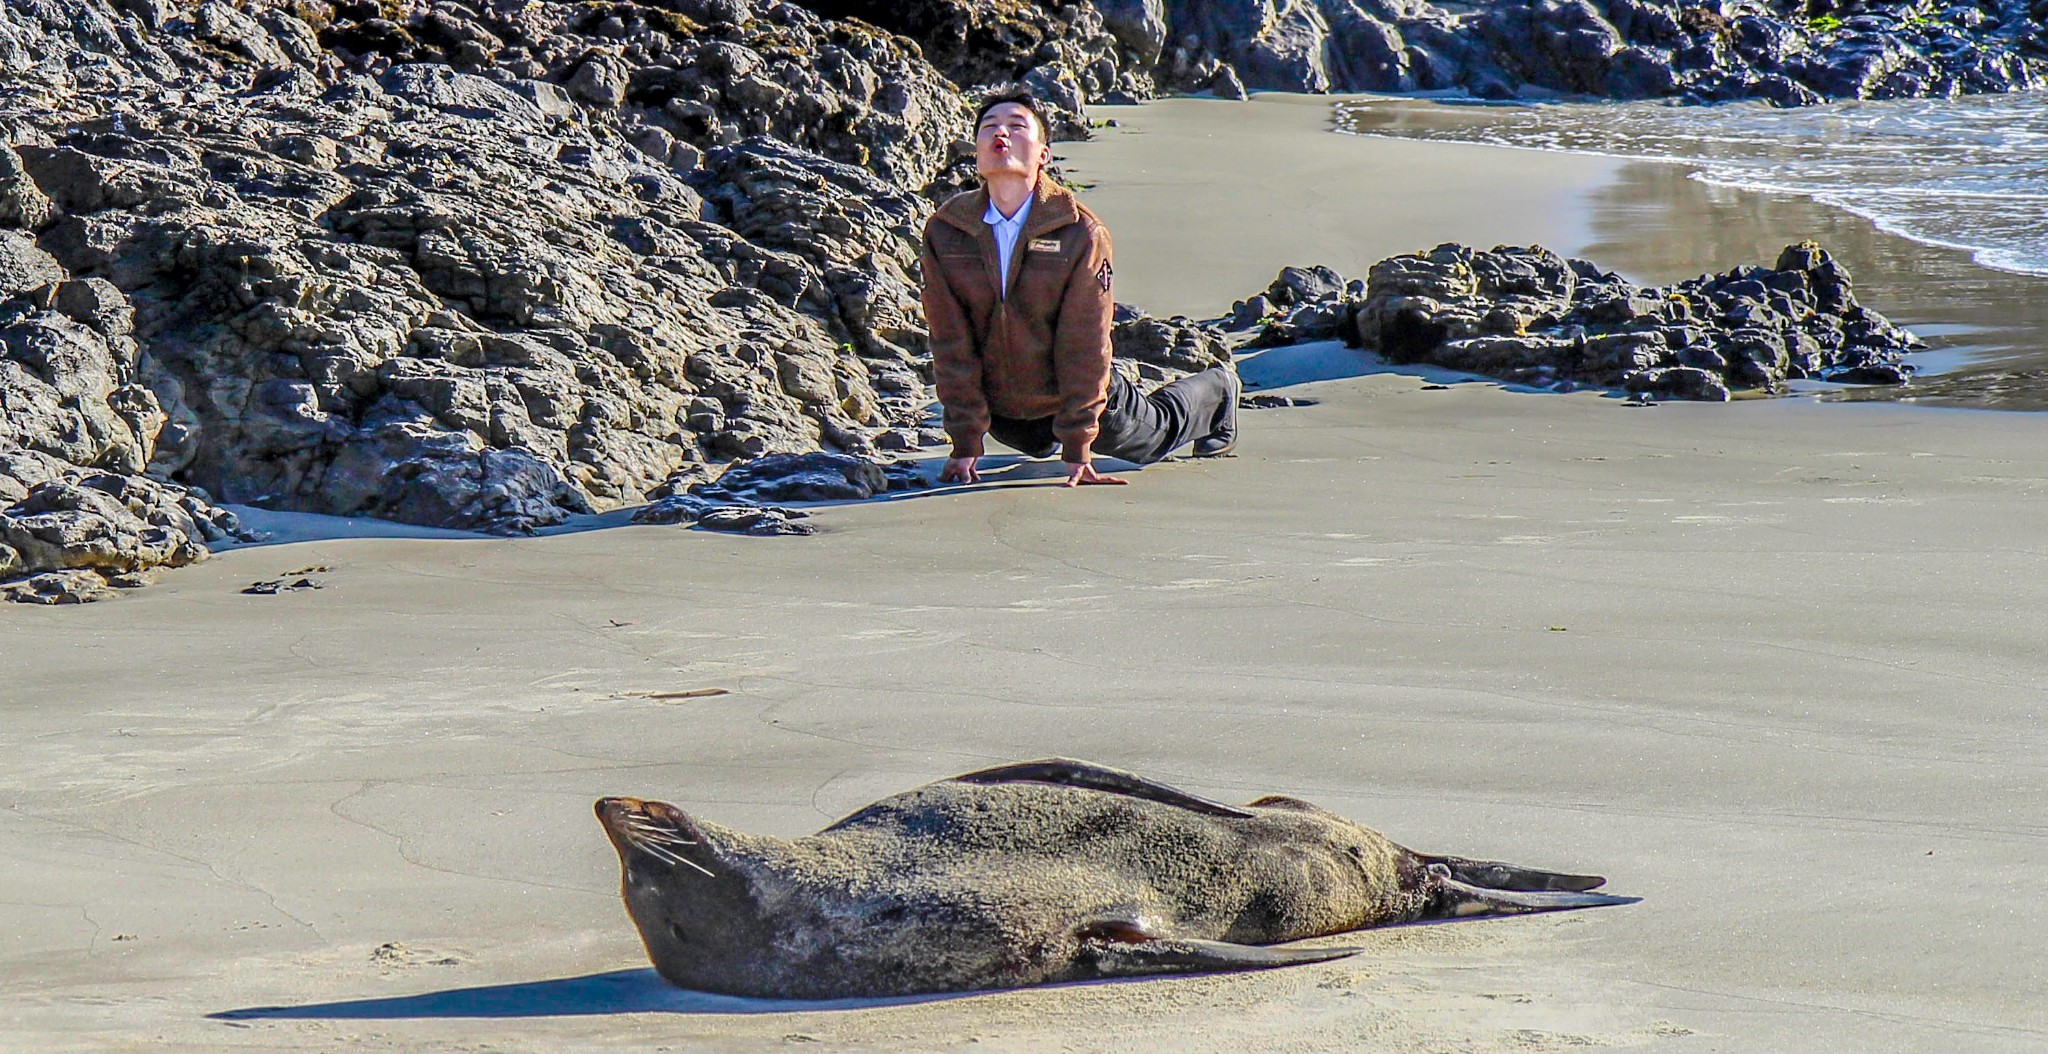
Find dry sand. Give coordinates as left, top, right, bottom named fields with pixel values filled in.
left=3, top=95, right=2045, bottom=1053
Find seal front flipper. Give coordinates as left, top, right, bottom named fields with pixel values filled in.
left=1082, top=935, right=1361, bottom=978
left=1076, top=917, right=1357, bottom=978
left=1429, top=864, right=1639, bottom=917
left=951, top=758, right=1254, bottom=818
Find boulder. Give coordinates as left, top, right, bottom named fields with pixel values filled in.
left=0, top=477, right=211, bottom=577
left=1239, top=240, right=1923, bottom=400
left=2, top=568, right=122, bottom=604
left=1112, top=315, right=1231, bottom=376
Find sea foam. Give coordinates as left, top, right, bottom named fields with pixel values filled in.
left=1336, top=92, right=2048, bottom=278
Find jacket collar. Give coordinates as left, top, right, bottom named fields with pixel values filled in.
left=934, top=175, right=1081, bottom=239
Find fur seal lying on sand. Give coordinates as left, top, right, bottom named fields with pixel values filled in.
left=596, top=759, right=1633, bottom=998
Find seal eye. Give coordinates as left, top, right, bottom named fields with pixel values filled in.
left=669, top=921, right=688, bottom=943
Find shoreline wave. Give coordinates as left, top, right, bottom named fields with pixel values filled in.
left=1333, top=94, right=2048, bottom=280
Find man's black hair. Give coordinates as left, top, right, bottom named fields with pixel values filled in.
left=973, top=89, right=1053, bottom=142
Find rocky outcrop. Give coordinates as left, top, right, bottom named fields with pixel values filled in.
left=1230, top=241, right=1920, bottom=400
left=817, top=0, right=2046, bottom=116
left=1, top=145, right=250, bottom=602
left=28, top=79, right=935, bottom=533
left=1, top=0, right=979, bottom=597
left=792, top=0, right=1140, bottom=134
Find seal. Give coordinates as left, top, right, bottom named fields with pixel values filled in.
left=596, top=758, right=1634, bottom=998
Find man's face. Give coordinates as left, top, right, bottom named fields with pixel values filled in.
left=975, top=102, right=1048, bottom=181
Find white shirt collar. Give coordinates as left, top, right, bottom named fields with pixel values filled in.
left=982, top=193, right=1031, bottom=230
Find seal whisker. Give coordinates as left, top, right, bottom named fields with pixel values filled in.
left=625, top=833, right=716, bottom=877
left=630, top=838, right=684, bottom=865
left=628, top=827, right=701, bottom=847
left=674, top=857, right=715, bottom=877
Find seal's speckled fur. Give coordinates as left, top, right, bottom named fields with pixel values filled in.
left=596, top=759, right=1633, bottom=998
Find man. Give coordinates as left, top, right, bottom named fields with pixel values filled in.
left=920, top=91, right=1240, bottom=487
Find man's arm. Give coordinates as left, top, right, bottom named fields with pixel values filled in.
left=920, top=235, right=988, bottom=462
left=1049, top=221, right=1115, bottom=465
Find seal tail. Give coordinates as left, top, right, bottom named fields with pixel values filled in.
left=1427, top=863, right=1639, bottom=917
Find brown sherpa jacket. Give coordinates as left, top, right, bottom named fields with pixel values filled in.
left=919, top=177, right=1114, bottom=463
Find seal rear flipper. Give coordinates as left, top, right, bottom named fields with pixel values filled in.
left=1420, top=853, right=1608, bottom=892
left=1083, top=937, right=1361, bottom=979
left=951, top=758, right=1254, bottom=818
left=1431, top=864, right=1639, bottom=917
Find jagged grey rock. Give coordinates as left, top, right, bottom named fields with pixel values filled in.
left=0, top=0, right=973, bottom=595
left=1326, top=240, right=1921, bottom=398
left=1112, top=314, right=1232, bottom=381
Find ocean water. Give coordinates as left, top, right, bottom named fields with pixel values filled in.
left=1336, top=91, right=2048, bottom=278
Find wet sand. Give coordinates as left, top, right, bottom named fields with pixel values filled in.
left=3, top=95, right=2047, bottom=1052
left=1058, top=94, right=1623, bottom=319
left=1075, top=93, right=2048, bottom=409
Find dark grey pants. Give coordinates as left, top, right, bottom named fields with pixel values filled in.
left=987, top=367, right=1235, bottom=465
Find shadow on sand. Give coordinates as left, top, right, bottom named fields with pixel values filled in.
left=209, top=968, right=972, bottom=1020
left=214, top=340, right=1508, bottom=552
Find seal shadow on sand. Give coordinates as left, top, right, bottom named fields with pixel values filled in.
left=207, top=906, right=1639, bottom=1022
left=207, top=968, right=970, bottom=1019
left=205, top=964, right=1316, bottom=1020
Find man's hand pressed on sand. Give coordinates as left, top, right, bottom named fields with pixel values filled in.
left=940, top=457, right=1125, bottom=486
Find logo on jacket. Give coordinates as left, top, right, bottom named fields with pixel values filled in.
left=1096, top=260, right=1113, bottom=292
left=1028, top=238, right=1062, bottom=253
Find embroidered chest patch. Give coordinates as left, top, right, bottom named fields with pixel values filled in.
left=1028, top=237, right=1063, bottom=253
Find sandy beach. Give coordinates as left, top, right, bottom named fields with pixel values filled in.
left=4, top=94, right=2046, bottom=1053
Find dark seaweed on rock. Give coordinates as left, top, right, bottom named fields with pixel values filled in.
left=1232, top=240, right=1920, bottom=401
